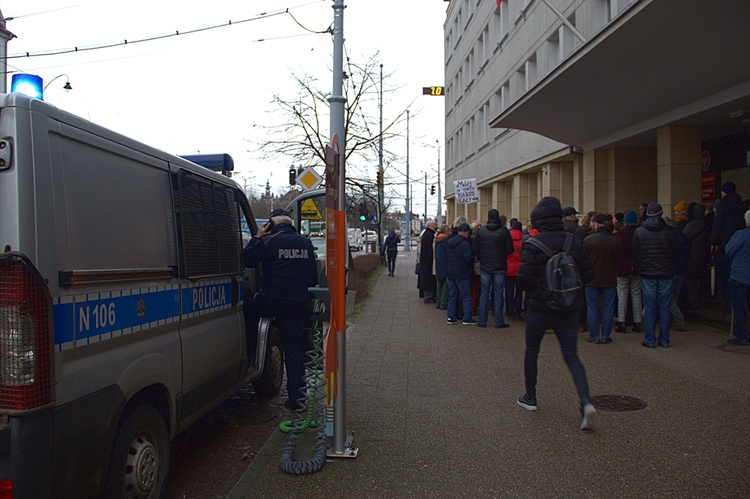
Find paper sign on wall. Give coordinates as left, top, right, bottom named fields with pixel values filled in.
left=454, top=178, right=479, bottom=204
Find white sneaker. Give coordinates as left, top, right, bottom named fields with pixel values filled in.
left=580, top=403, right=596, bottom=430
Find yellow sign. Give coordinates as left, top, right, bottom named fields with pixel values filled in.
left=296, top=166, right=323, bottom=191
left=300, top=199, right=323, bottom=220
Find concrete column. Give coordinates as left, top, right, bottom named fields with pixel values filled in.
left=496, top=181, right=512, bottom=221
left=656, top=125, right=702, bottom=215
left=479, top=187, right=491, bottom=221
left=610, top=148, right=657, bottom=213
left=582, top=149, right=611, bottom=213
left=512, top=173, right=536, bottom=227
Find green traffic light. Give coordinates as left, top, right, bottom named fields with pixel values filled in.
left=359, top=215, right=367, bottom=222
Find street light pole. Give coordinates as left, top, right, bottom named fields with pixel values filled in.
left=436, top=140, right=442, bottom=226
left=403, top=110, right=411, bottom=251
left=377, top=63, right=384, bottom=255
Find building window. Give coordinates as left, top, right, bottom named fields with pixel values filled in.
left=525, top=53, right=537, bottom=89
left=516, top=65, right=526, bottom=98
left=479, top=102, right=489, bottom=147
left=479, top=25, right=490, bottom=67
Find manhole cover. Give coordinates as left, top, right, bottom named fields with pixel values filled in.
left=716, top=343, right=750, bottom=355
left=591, top=395, right=647, bottom=412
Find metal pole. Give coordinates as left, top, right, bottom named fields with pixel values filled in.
left=424, top=171, right=427, bottom=225
left=377, top=64, right=384, bottom=255
left=404, top=111, right=411, bottom=251
left=329, top=0, right=349, bottom=456
left=436, top=140, right=442, bottom=226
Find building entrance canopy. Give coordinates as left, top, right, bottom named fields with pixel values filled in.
left=489, top=0, right=750, bottom=151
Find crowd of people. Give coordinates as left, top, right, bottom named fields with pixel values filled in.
left=414, top=181, right=749, bottom=347
left=409, top=185, right=750, bottom=429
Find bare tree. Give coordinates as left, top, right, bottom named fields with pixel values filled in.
left=249, top=54, right=410, bottom=212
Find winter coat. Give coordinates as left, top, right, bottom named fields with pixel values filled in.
left=615, top=223, right=638, bottom=277
left=473, top=219, right=514, bottom=272
left=564, top=219, right=589, bottom=241
left=518, top=197, right=595, bottom=312
left=418, top=228, right=436, bottom=292
left=434, top=233, right=449, bottom=281
left=726, top=227, right=750, bottom=285
left=382, top=230, right=400, bottom=254
left=711, top=192, right=746, bottom=249
left=583, top=227, right=623, bottom=287
left=682, top=203, right=708, bottom=279
left=675, top=232, right=691, bottom=277
left=506, top=229, right=523, bottom=277
left=631, top=216, right=679, bottom=280
left=446, top=233, right=474, bottom=280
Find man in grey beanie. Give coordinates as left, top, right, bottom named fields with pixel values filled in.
left=632, top=203, right=679, bottom=348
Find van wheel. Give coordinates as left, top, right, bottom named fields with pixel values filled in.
left=104, top=404, right=169, bottom=499
left=252, top=324, right=284, bottom=396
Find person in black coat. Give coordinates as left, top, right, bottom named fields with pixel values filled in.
left=382, top=229, right=400, bottom=276
left=682, top=202, right=708, bottom=308
left=418, top=221, right=438, bottom=303
left=516, top=196, right=597, bottom=430
left=710, top=181, right=746, bottom=299
left=632, top=203, right=679, bottom=348
left=473, top=209, right=514, bottom=328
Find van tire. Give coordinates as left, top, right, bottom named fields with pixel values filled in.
left=103, top=404, right=169, bottom=499
left=252, top=324, right=284, bottom=396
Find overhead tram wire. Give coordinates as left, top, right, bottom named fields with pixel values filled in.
left=6, top=8, right=331, bottom=60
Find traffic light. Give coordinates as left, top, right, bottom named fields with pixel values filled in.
left=289, top=167, right=297, bottom=185
left=430, top=184, right=435, bottom=195
left=358, top=202, right=368, bottom=222
left=376, top=170, right=383, bottom=186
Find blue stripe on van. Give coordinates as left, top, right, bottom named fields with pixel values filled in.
left=52, top=279, right=237, bottom=348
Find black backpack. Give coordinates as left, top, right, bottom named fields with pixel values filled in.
left=526, top=232, right=583, bottom=312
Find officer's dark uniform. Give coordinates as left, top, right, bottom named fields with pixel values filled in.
left=243, top=211, right=317, bottom=406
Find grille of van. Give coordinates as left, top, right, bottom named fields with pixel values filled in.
left=0, top=254, right=55, bottom=414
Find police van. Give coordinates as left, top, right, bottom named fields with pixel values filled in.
left=0, top=93, right=284, bottom=497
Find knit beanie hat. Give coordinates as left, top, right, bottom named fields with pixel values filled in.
left=646, top=203, right=663, bottom=217
left=624, top=211, right=637, bottom=224
left=487, top=209, right=500, bottom=221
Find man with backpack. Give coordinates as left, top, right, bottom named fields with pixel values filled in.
left=516, top=197, right=597, bottom=430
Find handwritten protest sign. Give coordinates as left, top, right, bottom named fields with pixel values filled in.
left=454, top=178, right=479, bottom=204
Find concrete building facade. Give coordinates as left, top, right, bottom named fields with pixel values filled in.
left=443, top=0, right=750, bottom=226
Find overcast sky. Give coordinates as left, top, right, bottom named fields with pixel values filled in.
left=3, top=0, right=447, bottom=216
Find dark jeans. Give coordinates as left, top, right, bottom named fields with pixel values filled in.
left=641, top=277, right=673, bottom=346
left=447, top=278, right=472, bottom=322
left=386, top=250, right=397, bottom=274
left=730, top=279, right=749, bottom=342
left=523, top=308, right=591, bottom=405
left=246, top=294, right=312, bottom=404
left=505, top=275, right=523, bottom=316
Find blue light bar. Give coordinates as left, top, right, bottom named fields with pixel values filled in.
left=11, top=73, right=44, bottom=100
left=180, top=153, right=235, bottom=172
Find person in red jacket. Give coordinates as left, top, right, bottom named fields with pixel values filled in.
left=505, top=221, right=524, bottom=321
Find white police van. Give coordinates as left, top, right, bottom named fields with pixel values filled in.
left=0, top=93, right=283, bottom=497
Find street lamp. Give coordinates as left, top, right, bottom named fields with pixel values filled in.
left=435, top=140, right=442, bottom=226
left=43, top=74, right=72, bottom=92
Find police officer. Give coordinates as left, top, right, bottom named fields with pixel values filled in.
left=244, top=208, right=318, bottom=410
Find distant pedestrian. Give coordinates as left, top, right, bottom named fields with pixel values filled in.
left=615, top=210, right=642, bottom=333
left=583, top=214, right=623, bottom=344
left=725, top=210, right=750, bottom=346
left=473, top=209, right=514, bottom=328
left=562, top=206, right=588, bottom=241
left=419, top=221, right=438, bottom=303
left=382, top=229, right=400, bottom=276
left=516, top=196, right=597, bottom=430
left=434, top=224, right=451, bottom=310
left=446, top=223, right=476, bottom=325
left=632, top=203, right=679, bottom=348
left=506, top=221, right=524, bottom=321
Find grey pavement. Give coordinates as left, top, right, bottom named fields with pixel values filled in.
left=229, top=250, right=749, bottom=498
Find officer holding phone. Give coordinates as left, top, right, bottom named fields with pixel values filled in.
left=244, top=208, right=318, bottom=409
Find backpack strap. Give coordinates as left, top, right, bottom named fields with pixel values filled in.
left=562, top=232, right=573, bottom=253
left=526, top=236, right=553, bottom=258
